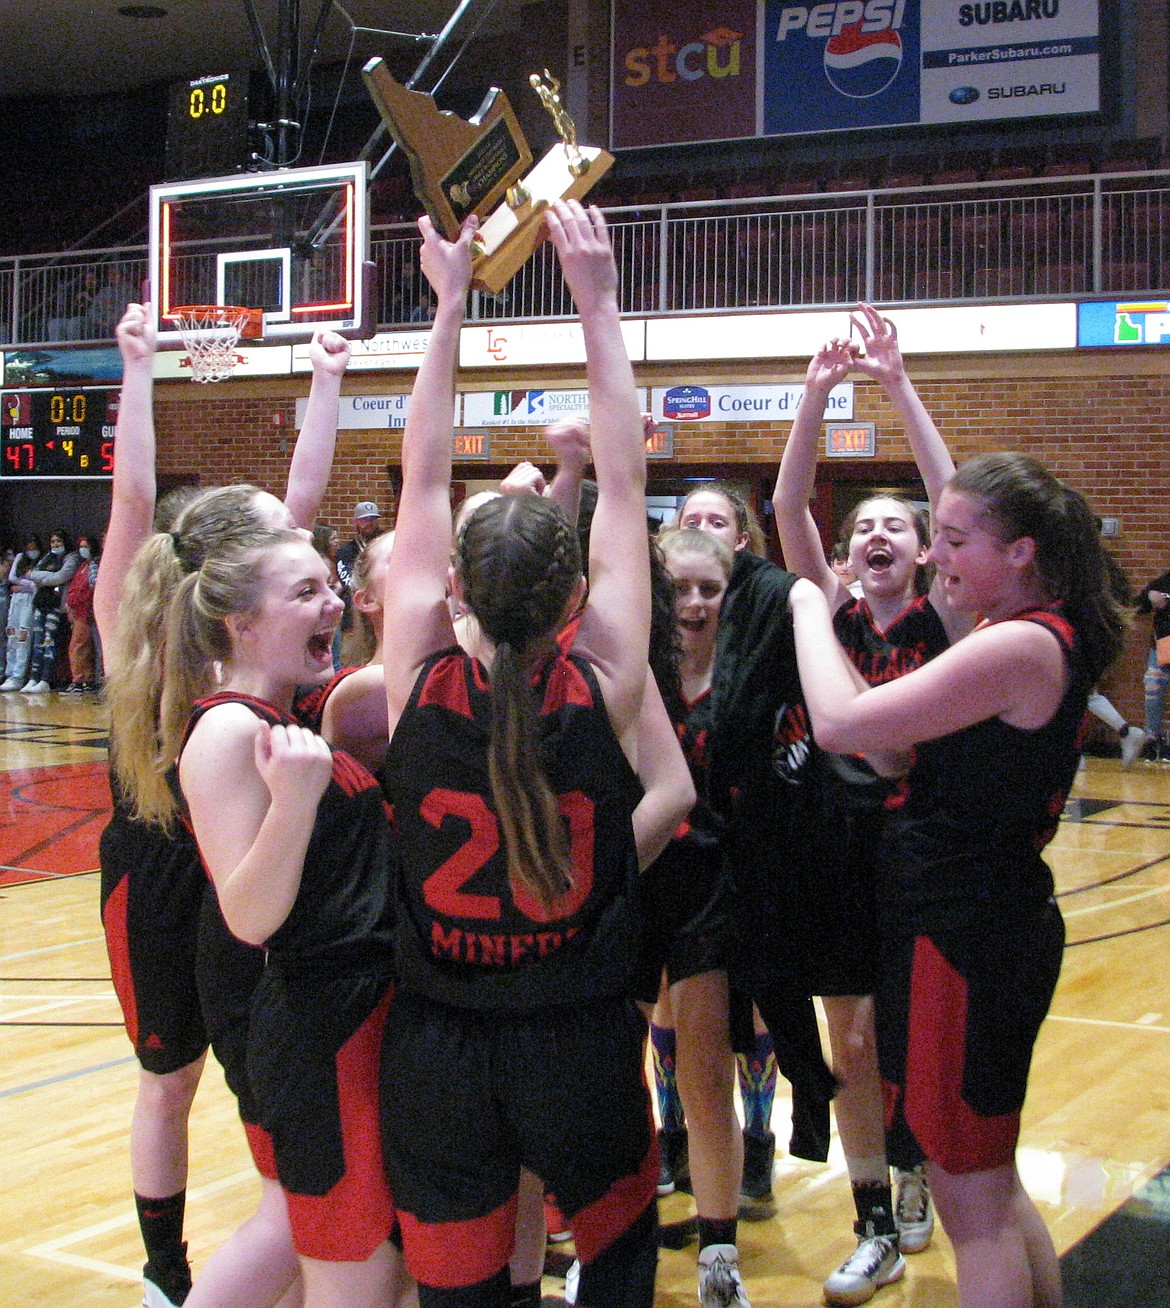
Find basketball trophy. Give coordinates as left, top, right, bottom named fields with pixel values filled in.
left=363, top=59, right=613, bottom=293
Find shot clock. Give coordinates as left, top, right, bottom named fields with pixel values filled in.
left=1, top=388, right=116, bottom=479
left=165, top=72, right=250, bottom=180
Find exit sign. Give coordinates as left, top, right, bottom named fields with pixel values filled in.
left=454, top=430, right=491, bottom=459
left=825, top=422, right=876, bottom=458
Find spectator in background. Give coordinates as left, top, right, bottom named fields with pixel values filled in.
left=336, top=500, right=382, bottom=665
left=1136, top=565, right=1170, bottom=760
left=22, top=530, right=80, bottom=692
left=83, top=269, right=130, bottom=338
left=63, top=534, right=100, bottom=693
left=1, top=536, right=42, bottom=690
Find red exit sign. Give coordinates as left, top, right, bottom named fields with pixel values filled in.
left=454, top=430, right=491, bottom=459
left=825, top=422, right=876, bottom=458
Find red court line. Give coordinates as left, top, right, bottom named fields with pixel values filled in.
left=0, top=761, right=111, bottom=884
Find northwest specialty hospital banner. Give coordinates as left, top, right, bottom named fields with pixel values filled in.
left=611, top=0, right=1100, bottom=147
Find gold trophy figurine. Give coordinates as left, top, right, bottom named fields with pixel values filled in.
left=364, top=58, right=613, bottom=293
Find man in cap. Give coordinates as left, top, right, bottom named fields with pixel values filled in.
left=336, top=501, right=381, bottom=661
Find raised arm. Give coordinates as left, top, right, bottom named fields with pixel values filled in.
left=772, top=338, right=854, bottom=608
left=849, top=305, right=971, bottom=640
left=282, top=330, right=351, bottom=528
left=382, top=215, right=476, bottom=726
left=543, top=418, right=591, bottom=526
left=93, top=303, right=157, bottom=667
left=788, top=579, right=1066, bottom=755
left=551, top=202, right=648, bottom=741
left=631, top=670, right=695, bottom=870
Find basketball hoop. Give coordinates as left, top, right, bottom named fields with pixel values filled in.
left=171, top=305, right=263, bottom=383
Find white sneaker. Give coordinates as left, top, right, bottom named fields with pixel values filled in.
left=23, top=680, right=50, bottom=693
left=1120, top=725, right=1149, bottom=769
left=823, top=1228, right=905, bottom=1306
left=564, top=1258, right=579, bottom=1305
left=0, top=677, right=22, bottom=691
left=698, top=1243, right=751, bottom=1307
left=894, top=1165, right=934, bottom=1254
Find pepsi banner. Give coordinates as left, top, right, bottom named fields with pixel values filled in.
left=611, top=0, right=1099, bottom=147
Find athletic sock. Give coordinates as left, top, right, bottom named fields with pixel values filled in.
left=650, top=1022, right=685, bottom=1132
left=698, top=1216, right=738, bottom=1251
left=736, top=1030, right=777, bottom=1137
left=137, top=1191, right=191, bottom=1304
left=850, top=1180, right=897, bottom=1238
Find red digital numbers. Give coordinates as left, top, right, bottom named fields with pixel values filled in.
left=4, top=443, right=35, bottom=473
left=101, top=440, right=115, bottom=473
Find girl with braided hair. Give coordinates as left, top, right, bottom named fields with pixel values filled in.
left=379, top=202, right=670, bottom=1308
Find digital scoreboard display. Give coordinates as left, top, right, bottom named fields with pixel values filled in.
left=1, top=387, right=117, bottom=479
left=165, top=72, right=250, bottom=180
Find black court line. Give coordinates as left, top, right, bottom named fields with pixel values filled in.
left=1067, top=916, right=1170, bottom=946
left=0, top=723, right=108, bottom=748
left=1063, top=1161, right=1170, bottom=1307
left=1057, top=851, right=1170, bottom=900
left=0, top=1015, right=123, bottom=1025
left=0, top=976, right=111, bottom=982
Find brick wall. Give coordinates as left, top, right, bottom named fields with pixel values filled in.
left=152, top=349, right=1170, bottom=731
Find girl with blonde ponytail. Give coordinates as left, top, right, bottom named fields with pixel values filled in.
left=94, top=302, right=354, bottom=1308
left=378, top=203, right=674, bottom=1308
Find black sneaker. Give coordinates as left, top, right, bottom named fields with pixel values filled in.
left=142, top=1245, right=191, bottom=1308
left=659, top=1126, right=691, bottom=1195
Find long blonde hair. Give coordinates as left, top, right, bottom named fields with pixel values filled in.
left=105, top=484, right=274, bottom=828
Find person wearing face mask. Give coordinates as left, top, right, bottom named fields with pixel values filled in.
left=63, top=535, right=101, bottom=693
left=2, top=536, right=45, bottom=691
left=22, top=530, right=81, bottom=693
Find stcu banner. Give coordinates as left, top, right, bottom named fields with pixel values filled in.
left=610, top=0, right=1099, bottom=148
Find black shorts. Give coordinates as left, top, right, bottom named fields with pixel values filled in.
left=248, top=966, right=396, bottom=1261
left=99, top=815, right=209, bottom=1075
left=635, top=840, right=736, bottom=997
left=381, top=992, right=657, bottom=1291
left=877, top=899, right=1065, bottom=1174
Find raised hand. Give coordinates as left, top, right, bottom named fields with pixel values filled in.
left=418, top=214, right=476, bottom=307
left=849, top=302, right=905, bottom=386
left=253, top=721, right=334, bottom=810
left=499, top=461, right=547, bottom=496
left=545, top=200, right=618, bottom=316
left=545, top=418, right=591, bottom=475
left=804, top=336, right=856, bottom=394
left=115, top=302, right=156, bottom=365
left=309, top=329, right=351, bottom=377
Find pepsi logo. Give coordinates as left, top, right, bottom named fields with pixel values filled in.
left=949, top=85, right=980, bottom=105
left=824, top=21, right=902, bottom=99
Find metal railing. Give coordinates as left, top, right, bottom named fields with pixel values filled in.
left=2, top=170, right=1168, bottom=349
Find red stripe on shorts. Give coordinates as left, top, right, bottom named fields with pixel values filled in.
left=398, top=1194, right=518, bottom=1288
left=284, top=985, right=397, bottom=1262
left=903, top=934, right=1020, bottom=1175
left=244, top=1122, right=279, bottom=1180
left=102, top=873, right=138, bottom=1047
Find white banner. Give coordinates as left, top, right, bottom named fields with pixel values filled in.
left=461, top=320, right=647, bottom=367
left=153, top=344, right=292, bottom=380
left=651, top=383, right=852, bottom=422
left=291, top=330, right=432, bottom=373
left=296, top=393, right=411, bottom=430
left=920, top=0, right=1099, bottom=125
left=462, top=388, right=651, bottom=426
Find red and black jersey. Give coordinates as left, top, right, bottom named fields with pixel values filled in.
left=181, top=692, right=394, bottom=974
left=833, top=593, right=949, bottom=685
left=878, top=605, right=1091, bottom=934
left=825, top=593, right=951, bottom=809
left=292, top=666, right=361, bottom=732
left=382, top=647, right=643, bottom=1010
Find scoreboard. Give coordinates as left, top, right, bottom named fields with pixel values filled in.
left=1, top=387, right=116, bottom=479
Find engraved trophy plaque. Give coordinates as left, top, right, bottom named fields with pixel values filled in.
left=363, top=60, right=614, bottom=293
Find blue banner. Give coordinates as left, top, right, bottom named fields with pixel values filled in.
left=1078, top=301, right=1170, bottom=348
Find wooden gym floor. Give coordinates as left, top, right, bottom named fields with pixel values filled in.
left=2, top=692, right=1169, bottom=1307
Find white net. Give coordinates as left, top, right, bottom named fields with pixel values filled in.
left=172, top=305, right=254, bottom=383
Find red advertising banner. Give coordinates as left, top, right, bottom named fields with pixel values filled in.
left=610, top=0, right=758, bottom=148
